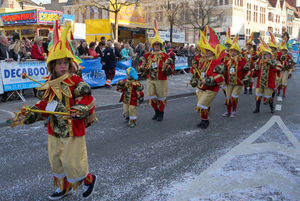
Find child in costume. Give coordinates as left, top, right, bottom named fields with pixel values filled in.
left=19, top=23, right=98, bottom=200
left=116, top=67, right=144, bottom=127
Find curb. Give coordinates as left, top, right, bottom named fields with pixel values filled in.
left=0, top=92, right=195, bottom=128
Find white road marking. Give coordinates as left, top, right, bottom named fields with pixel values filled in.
left=172, top=116, right=300, bottom=200
left=275, top=104, right=282, bottom=111
left=278, top=97, right=283, bottom=101
left=0, top=109, right=15, bottom=117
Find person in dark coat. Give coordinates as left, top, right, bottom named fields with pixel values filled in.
left=101, top=41, right=116, bottom=88
left=114, top=42, right=122, bottom=58
left=77, top=41, right=90, bottom=58
left=0, top=35, right=13, bottom=102
left=42, top=33, right=52, bottom=55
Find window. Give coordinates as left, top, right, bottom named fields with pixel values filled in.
left=9, top=0, right=13, bottom=8
left=75, top=9, right=79, bottom=23
left=235, top=0, right=243, bottom=6
left=98, top=9, right=102, bottom=19
left=246, top=28, right=251, bottom=42
left=247, top=3, right=251, bottom=21
left=217, top=0, right=228, bottom=5
left=156, top=12, right=163, bottom=22
left=268, top=12, right=274, bottom=22
left=253, top=5, right=258, bottom=22
left=90, top=7, right=94, bottom=20
left=260, top=7, right=265, bottom=23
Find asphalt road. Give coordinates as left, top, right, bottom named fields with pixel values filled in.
left=0, top=69, right=300, bottom=201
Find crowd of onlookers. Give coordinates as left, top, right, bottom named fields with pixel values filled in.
left=0, top=32, right=196, bottom=101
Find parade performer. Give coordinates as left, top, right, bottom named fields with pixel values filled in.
left=268, top=31, right=282, bottom=100
left=139, top=20, right=174, bottom=121
left=17, top=22, right=98, bottom=200
left=191, top=31, right=206, bottom=96
left=253, top=38, right=282, bottom=113
left=277, top=39, right=293, bottom=98
left=241, top=33, right=259, bottom=94
left=116, top=67, right=144, bottom=127
left=193, top=26, right=226, bottom=128
left=223, top=35, right=250, bottom=117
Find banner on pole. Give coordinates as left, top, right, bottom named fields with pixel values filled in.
left=0, top=61, right=48, bottom=92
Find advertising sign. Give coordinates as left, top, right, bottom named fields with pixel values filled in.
left=110, top=0, right=146, bottom=26
left=0, top=61, right=48, bottom=92
left=174, top=56, right=189, bottom=70
left=147, top=28, right=185, bottom=43
left=38, top=10, right=63, bottom=24
left=0, top=10, right=37, bottom=25
left=81, top=58, right=129, bottom=87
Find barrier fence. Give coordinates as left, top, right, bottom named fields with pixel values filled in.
left=0, top=56, right=191, bottom=94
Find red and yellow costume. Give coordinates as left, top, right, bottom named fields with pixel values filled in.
left=277, top=39, right=293, bottom=97
left=116, top=67, right=144, bottom=126
left=24, top=23, right=97, bottom=194
left=193, top=26, right=226, bottom=128
left=253, top=37, right=282, bottom=113
left=240, top=33, right=259, bottom=94
left=139, top=20, right=174, bottom=121
left=223, top=35, right=250, bottom=117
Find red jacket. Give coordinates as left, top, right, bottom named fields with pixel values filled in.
left=89, top=48, right=98, bottom=58
left=139, top=52, right=174, bottom=80
left=241, top=49, right=257, bottom=70
left=199, top=59, right=224, bottom=92
left=33, top=75, right=95, bottom=137
left=31, top=43, right=45, bottom=61
left=116, top=79, right=144, bottom=106
left=254, top=59, right=282, bottom=89
left=224, top=57, right=249, bottom=85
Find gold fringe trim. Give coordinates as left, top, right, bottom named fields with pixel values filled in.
left=70, top=181, right=82, bottom=191
left=129, top=119, right=137, bottom=126
left=226, top=98, right=231, bottom=105
left=148, top=98, right=157, bottom=106
left=255, top=95, right=262, bottom=101
left=158, top=99, right=166, bottom=106
left=231, top=97, right=238, bottom=103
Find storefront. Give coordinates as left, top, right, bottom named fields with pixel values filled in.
left=0, top=9, right=63, bottom=40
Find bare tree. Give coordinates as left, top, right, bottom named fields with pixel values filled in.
left=146, top=0, right=186, bottom=44
left=73, top=0, right=141, bottom=41
left=178, top=0, right=224, bottom=32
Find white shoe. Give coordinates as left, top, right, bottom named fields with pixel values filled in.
left=222, top=111, right=230, bottom=117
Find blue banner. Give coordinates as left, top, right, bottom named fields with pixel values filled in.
left=291, top=44, right=299, bottom=64
left=81, top=58, right=130, bottom=87
left=175, top=56, right=189, bottom=70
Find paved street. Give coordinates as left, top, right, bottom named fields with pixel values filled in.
left=0, top=69, right=300, bottom=200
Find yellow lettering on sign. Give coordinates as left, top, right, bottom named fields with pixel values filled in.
left=39, top=12, right=61, bottom=22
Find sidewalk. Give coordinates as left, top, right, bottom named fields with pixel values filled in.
left=0, top=73, right=195, bottom=125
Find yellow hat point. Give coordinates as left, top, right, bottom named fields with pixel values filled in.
left=230, top=34, right=241, bottom=52
left=151, top=19, right=164, bottom=50
left=260, top=37, right=273, bottom=55
left=224, top=27, right=232, bottom=46
left=246, top=32, right=254, bottom=46
left=46, top=22, right=74, bottom=73
left=279, top=38, right=288, bottom=51
left=268, top=31, right=277, bottom=49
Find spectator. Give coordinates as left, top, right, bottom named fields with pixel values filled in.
left=120, top=41, right=124, bottom=50
left=95, top=41, right=105, bottom=57
left=128, top=39, right=135, bottom=57
left=24, top=39, right=32, bottom=59
left=120, top=44, right=130, bottom=60
left=143, top=43, right=151, bottom=53
left=9, top=34, right=20, bottom=49
left=31, top=36, right=46, bottom=61
left=165, top=42, right=171, bottom=52
left=0, top=35, right=13, bottom=102
left=167, top=48, right=176, bottom=67
left=114, top=42, right=122, bottom=58
left=89, top=42, right=98, bottom=58
left=101, top=41, right=116, bottom=88
left=188, top=46, right=196, bottom=57
left=135, top=43, right=144, bottom=57
left=71, top=40, right=80, bottom=57
left=186, top=43, right=190, bottom=50
left=10, top=40, right=26, bottom=62
left=101, top=36, right=107, bottom=45
left=42, top=32, right=52, bottom=55
left=78, top=41, right=92, bottom=59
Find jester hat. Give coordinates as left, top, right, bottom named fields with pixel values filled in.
left=224, top=27, right=232, bottom=46
left=279, top=38, right=288, bottom=51
left=246, top=32, right=254, bottom=46
left=260, top=37, right=273, bottom=55
left=126, top=67, right=138, bottom=80
left=230, top=34, right=241, bottom=52
left=47, top=21, right=82, bottom=73
left=151, top=19, right=164, bottom=50
left=268, top=31, right=277, bottom=49
left=200, top=26, right=226, bottom=59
